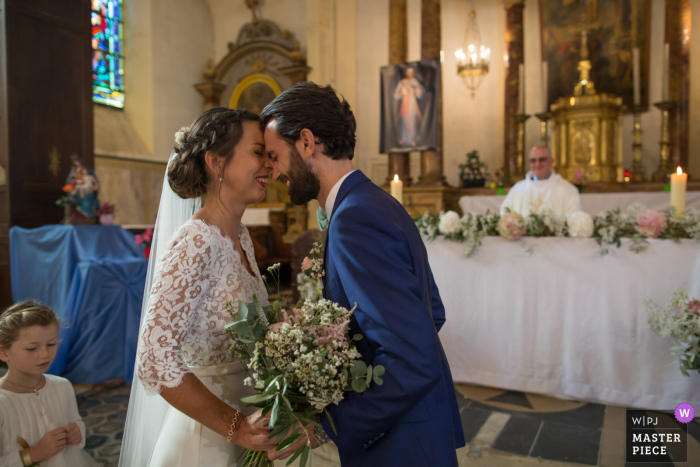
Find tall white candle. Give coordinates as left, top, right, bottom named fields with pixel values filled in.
left=541, top=61, right=548, bottom=112
left=632, top=47, right=641, bottom=105
left=518, top=63, right=525, bottom=114
left=390, top=174, right=403, bottom=205
left=662, top=43, right=670, bottom=101
left=670, top=166, right=687, bottom=219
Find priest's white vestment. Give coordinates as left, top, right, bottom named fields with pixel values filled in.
left=500, top=171, right=582, bottom=216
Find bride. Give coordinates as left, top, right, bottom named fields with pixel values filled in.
left=119, top=108, right=276, bottom=466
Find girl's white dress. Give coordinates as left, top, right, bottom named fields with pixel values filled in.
left=136, top=220, right=268, bottom=467
left=0, top=374, right=97, bottom=467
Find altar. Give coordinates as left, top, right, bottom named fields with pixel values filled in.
left=459, top=190, right=700, bottom=216
left=425, top=235, right=700, bottom=412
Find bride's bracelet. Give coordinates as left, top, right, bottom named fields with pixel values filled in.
left=226, top=411, right=242, bottom=443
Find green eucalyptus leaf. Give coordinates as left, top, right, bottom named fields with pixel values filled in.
left=276, top=432, right=301, bottom=452
left=324, top=408, right=338, bottom=435
left=269, top=396, right=280, bottom=428
left=300, top=445, right=310, bottom=467
left=373, top=365, right=386, bottom=377
left=286, top=446, right=304, bottom=466
left=373, top=375, right=384, bottom=385
left=238, top=300, right=249, bottom=321
left=241, top=392, right=276, bottom=404
left=365, top=364, right=373, bottom=388
left=353, top=334, right=363, bottom=341
left=350, top=360, right=367, bottom=377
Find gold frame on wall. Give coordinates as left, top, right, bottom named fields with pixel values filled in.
left=229, top=73, right=282, bottom=109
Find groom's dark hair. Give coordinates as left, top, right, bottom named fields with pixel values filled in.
left=260, top=82, right=356, bottom=160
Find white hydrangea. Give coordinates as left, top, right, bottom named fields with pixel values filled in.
left=566, top=211, right=594, bottom=238
left=438, top=210, right=462, bottom=235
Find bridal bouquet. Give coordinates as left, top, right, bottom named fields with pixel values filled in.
left=645, top=289, right=700, bottom=377
left=225, top=263, right=385, bottom=467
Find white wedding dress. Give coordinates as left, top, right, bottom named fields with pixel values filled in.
left=135, top=219, right=268, bottom=467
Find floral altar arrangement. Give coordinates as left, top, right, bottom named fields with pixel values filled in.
left=134, top=228, right=153, bottom=259
left=645, top=289, right=700, bottom=376
left=459, top=150, right=488, bottom=188
left=96, top=202, right=116, bottom=225
left=225, top=256, right=385, bottom=467
left=56, top=154, right=101, bottom=224
left=415, top=204, right=700, bottom=258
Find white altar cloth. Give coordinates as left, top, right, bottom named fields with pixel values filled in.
left=426, top=236, right=700, bottom=411
left=459, top=191, right=700, bottom=216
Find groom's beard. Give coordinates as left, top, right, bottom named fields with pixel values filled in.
left=287, top=144, right=321, bottom=205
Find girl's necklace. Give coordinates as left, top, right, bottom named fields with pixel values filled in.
left=1, top=375, right=44, bottom=393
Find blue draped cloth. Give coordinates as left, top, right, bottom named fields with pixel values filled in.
left=9, top=225, right=147, bottom=383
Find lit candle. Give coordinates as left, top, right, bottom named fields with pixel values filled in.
left=670, top=166, right=687, bottom=219
left=662, top=43, right=670, bottom=101
left=632, top=47, right=640, bottom=105
left=541, top=61, right=548, bottom=112
left=390, top=174, right=403, bottom=205
left=518, top=63, right=525, bottom=114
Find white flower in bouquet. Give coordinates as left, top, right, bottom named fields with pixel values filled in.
left=566, top=211, right=594, bottom=238
left=438, top=210, right=462, bottom=235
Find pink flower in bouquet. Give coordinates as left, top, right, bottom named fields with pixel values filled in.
left=636, top=211, right=668, bottom=238
left=689, top=299, right=700, bottom=314
left=497, top=212, right=527, bottom=241
left=301, top=256, right=313, bottom=272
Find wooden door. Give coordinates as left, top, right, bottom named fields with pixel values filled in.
left=0, top=0, right=93, bottom=309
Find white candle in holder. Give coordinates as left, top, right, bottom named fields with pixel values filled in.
left=632, top=47, right=641, bottom=105
left=390, top=174, right=403, bottom=205
left=518, top=63, right=525, bottom=114
left=670, top=166, right=687, bottom=219
left=541, top=61, right=548, bottom=112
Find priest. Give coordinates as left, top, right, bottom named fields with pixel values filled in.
left=500, top=147, right=582, bottom=216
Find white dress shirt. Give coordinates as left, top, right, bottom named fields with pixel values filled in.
left=324, top=170, right=357, bottom=220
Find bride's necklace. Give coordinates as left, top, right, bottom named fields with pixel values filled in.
left=1, top=375, right=44, bottom=393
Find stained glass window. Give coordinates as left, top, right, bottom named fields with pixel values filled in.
left=92, top=0, right=124, bottom=108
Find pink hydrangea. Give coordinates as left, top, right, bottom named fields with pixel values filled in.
left=497, top=212, right=527, bottom=241
left=636, top=211, right=668, bottom=238
left=301, top=257, right=313, bottom=271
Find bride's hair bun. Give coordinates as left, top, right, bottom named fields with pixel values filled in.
left=167, top=108, right=259, bottom=199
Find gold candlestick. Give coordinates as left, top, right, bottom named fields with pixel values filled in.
left=630, top=104, right=646, bottom=182
left=651, top=101, right=676, bottom=182
left=534, top=112, right=551, bottom=148
left=515, top=114, right=531, bottom=178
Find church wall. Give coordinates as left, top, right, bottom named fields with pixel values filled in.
left=94, top=0, right=214, bottom=225
left=207, top=0, right=308, bottom=64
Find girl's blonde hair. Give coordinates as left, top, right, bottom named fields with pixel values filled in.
left=0, top=301, right=59, bottom=349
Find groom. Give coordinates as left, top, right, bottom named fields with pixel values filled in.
left=261, top=82, right=464, bottom=466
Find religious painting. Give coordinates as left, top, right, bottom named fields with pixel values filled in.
left=380, top=59, right=440, bottom=153
left=229, top=73, right=282, bottom=115
left=540, top=0, right=650, bottom=111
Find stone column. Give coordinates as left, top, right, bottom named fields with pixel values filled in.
left=503, top=0, right=525, bottom=184
left=665, top=0, right=690, bottom=171
left=418, top=0, right=446, bottom=186
left=387, top=0, right=412, bottom=186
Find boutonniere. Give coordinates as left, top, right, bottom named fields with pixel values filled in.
left=301, top=242, right=325, bottom=287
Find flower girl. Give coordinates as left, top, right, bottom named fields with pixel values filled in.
left=0, top=301, right=97, bottom=467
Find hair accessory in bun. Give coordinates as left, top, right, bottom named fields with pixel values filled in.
left=174, top=126, right=190, bottom=148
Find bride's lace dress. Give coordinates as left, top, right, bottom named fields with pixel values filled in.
left=136, top=219, right=268, bottom=467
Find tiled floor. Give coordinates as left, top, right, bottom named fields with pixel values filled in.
left=2, top=363, right=699, bottom=467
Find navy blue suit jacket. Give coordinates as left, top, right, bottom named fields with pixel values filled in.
left=320, top=171, right=465, bottom=467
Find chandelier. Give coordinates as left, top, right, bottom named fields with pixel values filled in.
left=455, top=4, right=490, bottom=98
